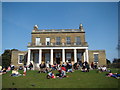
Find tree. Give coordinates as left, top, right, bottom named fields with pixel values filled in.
left=112, top=58, right=120, bottom=68
left=106, top=59, right=111, bottom=64
left=2, top=49, right=12, bottom=68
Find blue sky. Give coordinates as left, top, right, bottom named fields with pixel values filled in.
left=2, top=2, right=118, bottom=62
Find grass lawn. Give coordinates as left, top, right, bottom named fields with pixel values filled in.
left=2, top=69, right=120, bottom=88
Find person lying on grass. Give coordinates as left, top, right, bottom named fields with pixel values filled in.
left=46, top=70, right=56, bottom=79
left=106, top=72, right=120, bottom=79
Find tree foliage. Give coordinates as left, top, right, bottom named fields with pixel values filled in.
left=2, top=49, right=18, bottom=68
left=106, top=59, right=111, bottom=64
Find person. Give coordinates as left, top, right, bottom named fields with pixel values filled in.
left=47, top=70, right=56, bottom=79
left=106, top=72, right=120, bottom=79
left=11, top=69, right=17, bottom=76
left=7, top=66, right=11, bottom=72
left=11, top=65, right=15, bottom=70
left=91, top=62, right=94, bottom=69
left=23, top=66, right=27, bottom=76
left=29, top=62, right=33, bottom=70
left=11, top=69, right=21, bottom=77
left=67, top=63, right=73, bottom=73
left=86, top=63, right=90, bottom=72
left=0, top=66, right=2, bottom=73
left=102, top=65, right=107, bottom=71
left=94, top=62, right=98, bottom=69
left=2, top=68, right=7, bottom=74
left=39, top=62, right=46, bottom=73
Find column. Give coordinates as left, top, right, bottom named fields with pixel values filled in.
left=62, top=49, right=65, bottom=62
left=39, top=49, right=42, bottom=64
left=50, top=49, right=53, bottom=65
left=84, top=50, right=86, bottom=62
left=27, top=49, right=31, bottom=66
left=86, top=49, right=89, bottom=63
left=74, top=49, right=77, bottom=63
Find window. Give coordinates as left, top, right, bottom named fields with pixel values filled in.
left=56, top=53, right=61, bottom=58
left=18, top=55, right=24, bottom=64
left=34, top=53, right=39, bottom=63
left=75, top=37, right=81, bottom=45
left=66, top=37, right=71, bottom=45
left=77, top=53, right=82, bottom=61
left=35, top=37, right=40, bottom=46
left=46, top=37, right=50, bottom=45
left=56, top=37, right=61, bottom=45
left=45, top=53, right=50, bottom=63
left=66, top=53, right=71, bottom=61
left=94, top=54, right=99, bottom=62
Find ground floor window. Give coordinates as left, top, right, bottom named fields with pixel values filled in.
left=34, top=53, right=39, bottom=63
left=18, top=55, right=24, bottom=64
left=94, top=54, right=99, bottom=62
left=55, top=53, right=61, bottom=64
left=77, top=53, right=82, bottom=62
left=66, top=53, right=71, bottom=62
left=45, top=53, right=50, bottom=63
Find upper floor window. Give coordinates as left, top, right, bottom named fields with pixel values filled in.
left=56, top=37, right=61, bottom=45
left=75, top=37, right=81, bottom=45
left=18, top=55, right=24, bottom=64
left=94, top=54, right=99, bottom=62
left=35, top=37, right=40, bottom=46
left=66, top=37, right=71, bottom=45
left=46, top=37, right=50, bottom=45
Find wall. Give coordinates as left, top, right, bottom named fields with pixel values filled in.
left=88, top=50, right=106, bottom=66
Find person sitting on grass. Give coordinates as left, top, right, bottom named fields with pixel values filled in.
left=11, top=69, right=21, bottom=77
left=2, top=68, right=7, bottom=74
left=67, top=62, right=73, bottom=73
left=29, top=62, right=33, bottom=70
left=46, top=70, right=56, bottom=79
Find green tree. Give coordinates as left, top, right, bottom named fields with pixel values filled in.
left=106, top=59, right=111, bottom=64
left=2, top=49, right=19, bottom=68
left=2, top=49, right=11, bottom=68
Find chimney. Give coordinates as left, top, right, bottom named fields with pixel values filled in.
left=79, top=24, right=84, bottom=31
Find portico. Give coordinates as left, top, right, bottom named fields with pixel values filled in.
left=27, top=47, right=89, bottom=67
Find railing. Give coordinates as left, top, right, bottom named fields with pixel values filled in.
left=28, top=42, right=88, bottom=47
left=32, top=29, right=82, bottom=32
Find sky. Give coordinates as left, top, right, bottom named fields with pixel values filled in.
left=2, top=2, right=118, bottom=62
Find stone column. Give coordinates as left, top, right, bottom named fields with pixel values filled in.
left=74, top=49, right=77, bottom=63
left=39, top=49, right=42, bottom=65
left=86, top=49, right=89, bottom=63
left=84, top=50, right=86, bottom=62
left=50, top=49, right=53, bottom=65
left=27, top=49, right=31, bottom=66
left=62, top=49, right=65, bottom=63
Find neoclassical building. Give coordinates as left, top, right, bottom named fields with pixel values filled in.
left=11, top=24, right=106, bottom=68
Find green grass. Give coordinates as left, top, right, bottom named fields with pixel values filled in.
left=2, top=69, right=120, bottom=88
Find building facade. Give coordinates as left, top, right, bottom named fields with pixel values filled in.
left=11, top=24, right=106, bottom=68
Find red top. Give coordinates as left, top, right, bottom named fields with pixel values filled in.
left=61, top=67, right=66, bottom=71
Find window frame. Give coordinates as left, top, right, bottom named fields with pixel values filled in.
left=66, top=37, right=71, bottom=45
left=93, top=53, right=99, bottom=62
left=18, top=54, right=24, bottom=64
left=56, top=37, right=61, bottom=45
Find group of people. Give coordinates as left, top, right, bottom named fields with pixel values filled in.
left=0, top=65, right=27, bottom=77
left=1, top=61, right=119, bottom=79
